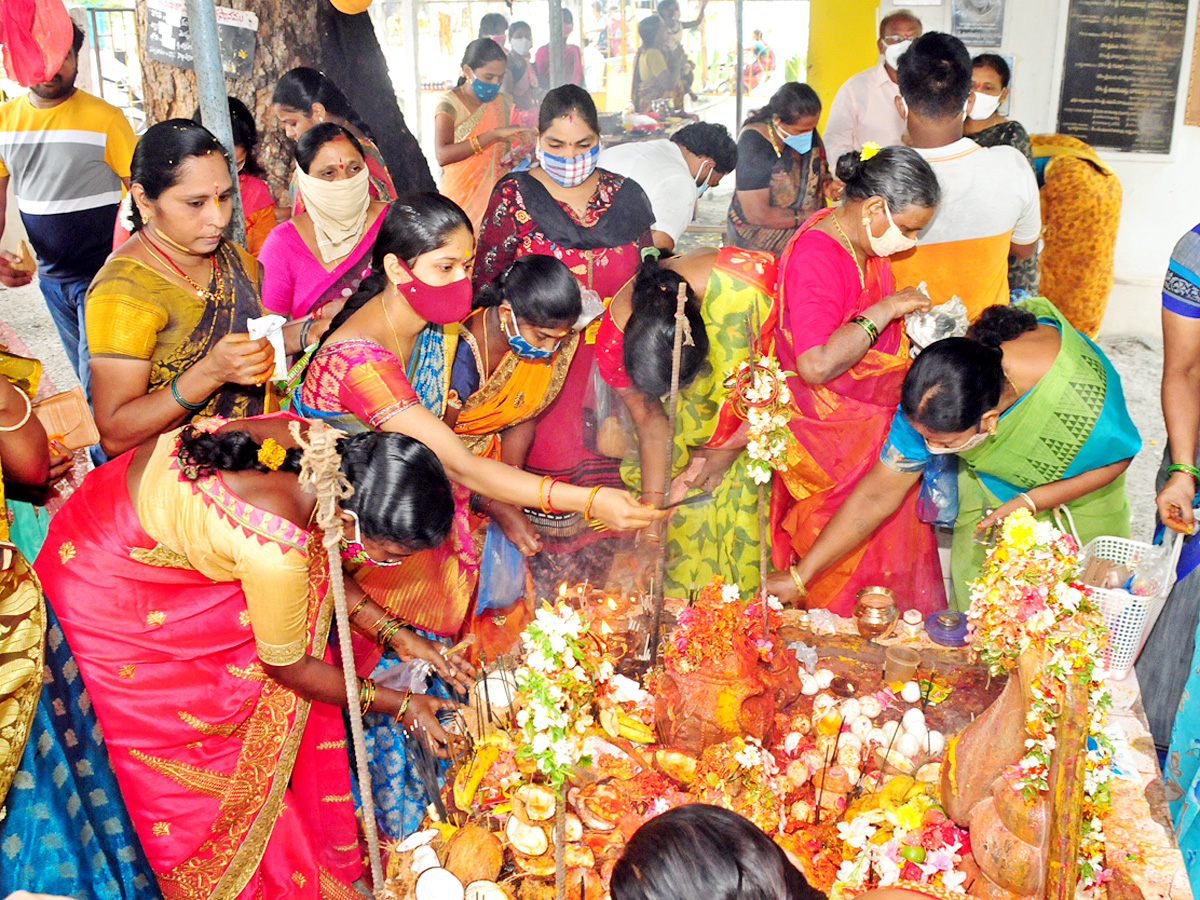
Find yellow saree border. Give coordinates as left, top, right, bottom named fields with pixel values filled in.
left=153, top=539, right=334, bottom=900
left=0, top=560, right=46, bottom=806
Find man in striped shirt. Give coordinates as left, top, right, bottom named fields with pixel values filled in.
left=0, top=23, right=136, bottom=398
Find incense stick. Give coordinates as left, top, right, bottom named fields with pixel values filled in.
left=813, top=722, right=843, bottom=826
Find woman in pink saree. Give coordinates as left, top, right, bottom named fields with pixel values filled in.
left=34, top=414, right=467, bottom=899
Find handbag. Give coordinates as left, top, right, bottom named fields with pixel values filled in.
left=33, top=385, right=99, bottom=451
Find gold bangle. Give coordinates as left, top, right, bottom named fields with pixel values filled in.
left=470, top=135, right=483, bottom=155
left=359, top=677, right=377, bottom=713
left=1017, top=491, right=1037, bottom=513
left=349, top=595, right=370, bottom=621
left=788, top=565, right=807, bottom=597
left=394, top=689, right=413, bottom=725
left=538, top=475, right=553, bottom=514
left=376, top=617, right=404, bottom=648
left=583, top=485, right=603, bottom=521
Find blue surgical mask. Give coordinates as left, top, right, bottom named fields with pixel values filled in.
left=776, top=124, right=814, bottom=156
left=472, top=78, right=501, bottom=103
left=502, top=308, right=559, bottom=359
left=695, top=159, right=713, bottom=197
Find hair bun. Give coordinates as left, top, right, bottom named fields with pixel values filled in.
left=835, top=149, right=865, bottom=184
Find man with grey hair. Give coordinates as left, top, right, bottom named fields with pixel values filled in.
left=823, top=9, right=922, bottom=172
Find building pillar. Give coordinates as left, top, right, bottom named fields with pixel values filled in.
left=807, top=0, right=879, bottom=131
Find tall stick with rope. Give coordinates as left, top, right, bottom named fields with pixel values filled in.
left=649, top=281, right=691, bottom=669
left=291, top=421, right=386, bottom=894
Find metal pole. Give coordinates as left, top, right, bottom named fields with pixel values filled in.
left=549, top=0, right=566, bottom=88
left=734, top=0, right=744, bottom=128
left=403, top=0, right=422, bottom=142
left=183, top=0, right=244, bottom=245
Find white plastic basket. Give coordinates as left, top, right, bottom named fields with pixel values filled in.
left=1079, top=531, right=1184, bottom=678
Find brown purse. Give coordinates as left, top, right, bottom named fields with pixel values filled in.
left=33, top=385, right=99, bottom=451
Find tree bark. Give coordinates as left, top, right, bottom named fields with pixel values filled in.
left=135, top=0, right=433, bottom=204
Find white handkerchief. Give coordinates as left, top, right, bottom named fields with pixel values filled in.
left=246, top=314, right=288, bottom=380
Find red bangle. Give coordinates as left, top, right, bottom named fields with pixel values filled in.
left=546, top=477, right=565, bottom=513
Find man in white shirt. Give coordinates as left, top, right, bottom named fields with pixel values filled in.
left=823, top=10, right=922, bottom=171
left=888, top=32, right=1040, bottom=320
left=598, top=122, right=737, bottom=251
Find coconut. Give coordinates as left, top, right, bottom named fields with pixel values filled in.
left=513, top=853, right=556, bottom=877
left=515, top=784, right=557, bottom=821
left=411, top=845, right=440, bottom=875
left=445, top=825, right=503, bottom=885
left=416, top=868, right=465, bottom=900
left=916, top=762, right=943, bottom=783
left=552, top=814, right=584, bottom=844
left=505, top=816, right=549, bottom=857
left=465, top=882, right=510, bottom=900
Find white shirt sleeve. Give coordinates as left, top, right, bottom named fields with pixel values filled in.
left=1007, top=149, right=1042, bottom=245
left=822, top=80, right=859, bottom=176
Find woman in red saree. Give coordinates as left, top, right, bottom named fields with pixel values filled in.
left=474, top=85, right=655, bottom=594
left=761, top=146, right=945, bottom=615
left=34, top=415, right=467, bottom=899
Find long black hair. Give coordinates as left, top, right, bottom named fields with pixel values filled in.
left=272, top=66, right=374, bottom=140
left=192, top=97, right=264, bottom=177
left=624, top=258, right=709, bottom=397
left=129, top=119, right=228, bottom=232
left=744, top=82, right=821, bottom=127
left=176, top=427, right=454, bottom=550
left=457, top=37, right=509, bottom=87
left=835, top=144, right=940, bottom=211
left=539, top=84, right=600, bottom=135
left=612, top=805, right=825, bottom=900
left=474, top=254, right=581, bottom=326
left=313, top=193, right=472, bottom=356
left=295, top=121, right=365, bottom=174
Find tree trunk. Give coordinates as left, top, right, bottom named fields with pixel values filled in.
left=135, top=0, right=433, bottom=205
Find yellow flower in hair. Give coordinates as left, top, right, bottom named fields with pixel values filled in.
left=258, top=437, right=287, bottom=471
left=860, top=142, right=881, bottom=161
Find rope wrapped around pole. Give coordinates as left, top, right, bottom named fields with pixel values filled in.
left=290, top=420, right=385, bottom=895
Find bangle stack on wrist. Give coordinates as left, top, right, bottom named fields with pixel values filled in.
left=358, top=677, right=377, bottom=712
left=851, top=315, right=880, bottom=345
left=348, top=595, right=370, bottom=620
left=1168, top=463, right=1200, bottom=482
left=583, top=485, right=602, bottom=521
left=376, top=616, right=407, bottom=648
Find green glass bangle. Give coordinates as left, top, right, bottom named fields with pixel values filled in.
left=851, top=315, right=879, bottom=344
left=170, top=374, right=208, bottom=412
left=1167, top=463, right=1200, bottom=482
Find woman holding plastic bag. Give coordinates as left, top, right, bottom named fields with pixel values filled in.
left=762, top=145, right=946, bottom=616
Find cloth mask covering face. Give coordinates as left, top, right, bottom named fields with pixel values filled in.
left=863, top=200, right=918, bottom=256
left=395, top=255, right=474, bottom=324
left=884, top=39, right=912, bottom=70
left=967, top=91, right=1002, bottom=121
left=537, top=143, right=600, bottom=187
left=293, top=166, right=370, bottom=265
left=511, top=37, right=532, bottom=55
left=339, top=511, right=407, bottom=567
left=925, top=427, right=991, bottom=455
left=776, top=124, right=813, bottom=156
left=472, top=78, right=502, bottom=103
left=502, top=307, right=559, bottom=359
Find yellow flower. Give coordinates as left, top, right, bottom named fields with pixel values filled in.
left=257, top=438, right=287, bottom=471
left=860, top=142, right=881, bottom=161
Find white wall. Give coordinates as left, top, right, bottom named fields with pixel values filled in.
left=880, top=0, right=1200, bottom=340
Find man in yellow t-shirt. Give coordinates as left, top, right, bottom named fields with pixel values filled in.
left=0, top=23, right=137, bottom=402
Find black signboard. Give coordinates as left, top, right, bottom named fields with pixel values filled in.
left=145, top=0, right=258, bottom=80
left=1057, top=0, right=1188, bottom=154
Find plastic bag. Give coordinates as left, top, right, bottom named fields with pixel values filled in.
left=0, top=0, right=74, bottom=87
left=1124, top=542, right=1173, bottom=597
left=476, top=520, right=527, bottom=614
left=905, top=292, right=969, bottom=357
left=915, top=453, right=959, bottom=527
left=581, top=357, right=638, bottom=460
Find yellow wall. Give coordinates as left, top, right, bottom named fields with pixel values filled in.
left=807, top=0, right=880, bottom=131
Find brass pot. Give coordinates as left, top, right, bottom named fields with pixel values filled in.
left=853, top=586, right=897, bottom=639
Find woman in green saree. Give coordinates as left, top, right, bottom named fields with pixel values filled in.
left=765, top=299, right=1141, bottom=610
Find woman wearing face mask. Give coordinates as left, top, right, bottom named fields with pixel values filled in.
left=963, top=53, right=1039, bottom=295
left=767, top=301, right=1140, bottom=611
left=435, top=38, right=532, bottom=232
left=271, top=67, right=398, bottom=216
left=259, top=124, right=387, bottom=330
left=86, top=120, right=277, bottom=458
left=503, top=21, right=541, bottom=129
left=595, top=245, right=776, bottom=594
left=760, top=145, right=944, bottom=616
left=475, top=85, right=656, bottom=593
left=726, top=82, right=832, bottom=256
left=296, top=196, right=657, bottom=835
left=452, top=255, right=581, bottom=560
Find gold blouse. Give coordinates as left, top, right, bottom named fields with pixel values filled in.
left=135, top=429, right=314, bottom=665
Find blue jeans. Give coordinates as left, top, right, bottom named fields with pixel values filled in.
left=38, top=274, right=92, bottom=399
left=38, top=274, right=105, bottom=465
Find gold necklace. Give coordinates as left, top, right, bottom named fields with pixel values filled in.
left=138, top=231, right=222, bottom=302
left=830, top=210, right=865, bottom=290
left=380, top=296, right=408, bottom=374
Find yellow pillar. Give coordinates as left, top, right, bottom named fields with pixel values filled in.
left=807, top=0, right=880, bottom=131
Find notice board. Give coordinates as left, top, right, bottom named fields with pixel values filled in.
left=1057, top=0, right=1188, bottom=155
left=145, top=0, right=258, bottom=79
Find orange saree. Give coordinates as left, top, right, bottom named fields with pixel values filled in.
left=437, top=91, right=518, bottom=232
left=767, top=211, right=944, bottom=615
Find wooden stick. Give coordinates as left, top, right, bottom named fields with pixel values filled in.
left=649, top=281, right=689, bottom=668
left=760, top=481, right=769, bottom=644
left=555, top=789, right=567, bottom=900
